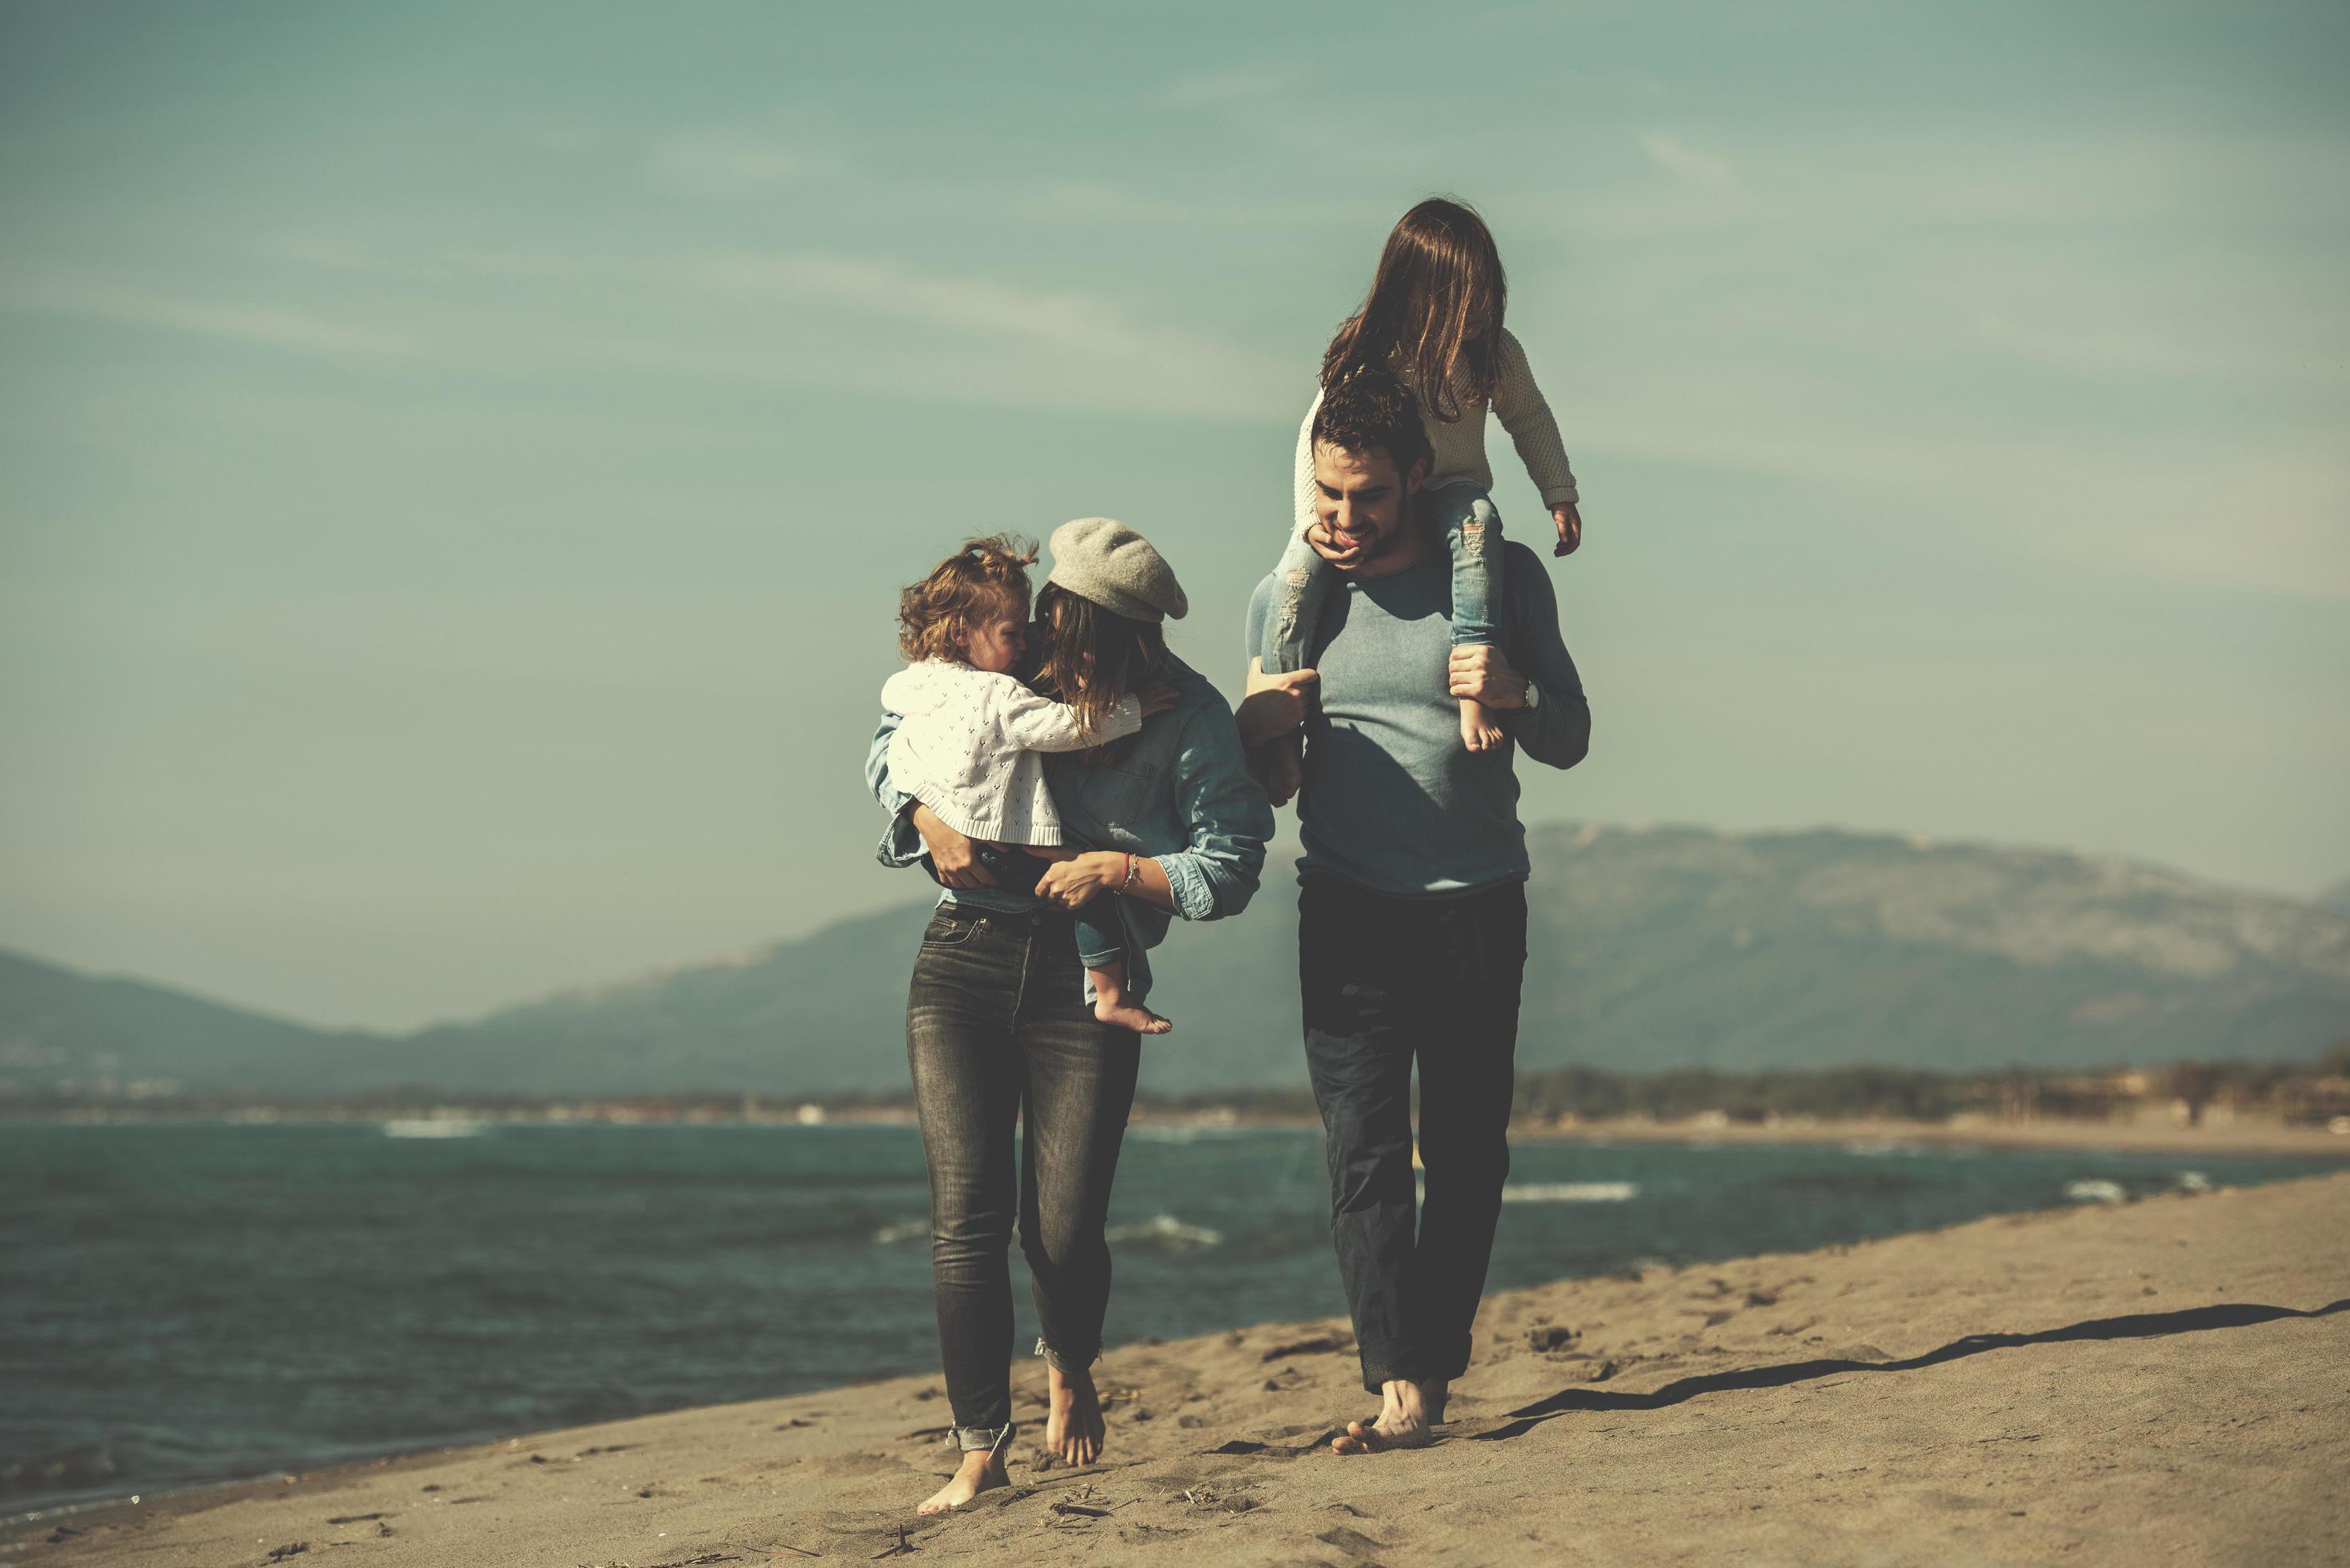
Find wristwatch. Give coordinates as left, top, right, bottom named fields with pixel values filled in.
left=1521, top=680, right=1541, bottom=712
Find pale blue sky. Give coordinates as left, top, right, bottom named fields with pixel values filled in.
left=2, top=0, right=2344, bottom=1028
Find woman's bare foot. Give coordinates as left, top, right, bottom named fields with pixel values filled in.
left=915, top=1446, right=1008, bottom=1514
left=1046, top=1363, right=1106, bottom=1466
left=1331, top=1378, right=1442, bottom=1454
left=1459, top=697, right=1505, bottom=754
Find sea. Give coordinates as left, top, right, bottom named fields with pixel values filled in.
left=2, top=1119, right=2332, bottom=1522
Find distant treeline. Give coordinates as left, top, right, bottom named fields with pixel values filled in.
left=8, top=1045, right=2346, bottom=1126
left=1158, top=1042, right=2350, bottom=1126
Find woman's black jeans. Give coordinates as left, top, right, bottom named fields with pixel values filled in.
left=906, top=902, right=1140, bottom=1451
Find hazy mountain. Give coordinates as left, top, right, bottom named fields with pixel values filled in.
left=2320, top=878, right=2350, bottom=916
left=0, top=950, right=381, bottom=1095
left=6, top=825, right=2347, bottom=1099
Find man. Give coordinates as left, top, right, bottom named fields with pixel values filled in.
left=1238, top=366, right=1592, bottom=1454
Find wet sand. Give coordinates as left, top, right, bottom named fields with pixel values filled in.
left=18, top=1174, right=2348, bottom=1566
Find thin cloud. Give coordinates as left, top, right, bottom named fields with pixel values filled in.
left=1640, top=131, right=1736, bottom=187
left=0, top=278, right=413, bottom=358
left=1159, top=63, right=1285, bottom=107
left=670, top=250, right=1297, bottom=420
left=646, top=128, right=827, bottom=197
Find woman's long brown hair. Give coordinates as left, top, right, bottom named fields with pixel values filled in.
left=1031, top=582, right=1167, bottom=761
left=1319, top=196, right=1505, bottom=422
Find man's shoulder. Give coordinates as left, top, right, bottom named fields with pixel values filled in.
left=1500, top=542, right=1556, bottom=599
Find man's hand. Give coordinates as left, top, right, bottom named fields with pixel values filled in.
left=1035, top=851, right=1122, bottom=909
left=1237, top=659, right=1319, bottom=748
left=1448, top=646, right=1531, bottom=710
left=911, top=804, right=1000, bottom=890
left=1552, top=504, right=1582, bottom=558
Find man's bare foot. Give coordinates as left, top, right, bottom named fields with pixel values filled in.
left=915, top=1446, right=1008, bottom=1514
left=1046, top=1364, right=1105, bottom=1466
left=1459, top=698, right=1505, bottom=754
left=1265, top=734, right=1303, bottom=807
left=1331, top=1378, right=1442, bottom=1454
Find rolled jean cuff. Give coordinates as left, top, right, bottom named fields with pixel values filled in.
left=1035, top=1334, right=1099, bottom=1374
left=951, top=1422, right=1015, bottom=1454
left=1356, top=1344, right=1422, bottom=1394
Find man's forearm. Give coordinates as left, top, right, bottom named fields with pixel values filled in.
left=1511, top=686, right=1591, bottom=770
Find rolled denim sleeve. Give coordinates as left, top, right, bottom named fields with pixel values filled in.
left=864, top=711, right=927, bottom=868
left=1499, top=546, right=1592, bottom=772
left=1153, top=701, right=1275, bottom=922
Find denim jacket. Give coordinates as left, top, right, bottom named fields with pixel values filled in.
left=864, top=652, right=1274, bottom=1001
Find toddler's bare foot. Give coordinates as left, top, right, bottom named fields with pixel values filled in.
left=1459, top=698, right=1505, bottom=754
left=915, top=1446, right=1008, bottom=1514
left=1046, top=1363, right=1106, bottom=1466
left=1095, top=994, right=1173, bottom=1034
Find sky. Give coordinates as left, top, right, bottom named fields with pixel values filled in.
left=2, top=0, right=2345, bottom=1030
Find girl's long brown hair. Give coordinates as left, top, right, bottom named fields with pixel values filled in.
left=1319, top=196, right=1505, bottom=423
left=1031, top=582, right=1166, bottom=761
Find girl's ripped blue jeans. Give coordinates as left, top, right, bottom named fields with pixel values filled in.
left=1260, top=482, right=1501, bottom=675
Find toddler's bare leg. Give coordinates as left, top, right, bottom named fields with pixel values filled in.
left=1089, top=959, right=1172, bottom=1035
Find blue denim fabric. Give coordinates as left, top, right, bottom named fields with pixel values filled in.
left=865, top=651, right=1272, bottom=1002
left=1260, top=482, right=1502, bottom=676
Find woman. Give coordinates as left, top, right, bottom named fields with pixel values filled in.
left=863, top=517, right=1274, bottom=1514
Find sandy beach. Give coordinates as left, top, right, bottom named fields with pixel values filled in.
left=16, top=1173, right=2346, bottom=1567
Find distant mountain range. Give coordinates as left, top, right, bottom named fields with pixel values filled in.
left=6, top=824, right=2347, bottom=1099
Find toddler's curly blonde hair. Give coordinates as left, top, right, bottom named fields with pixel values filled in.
left=897, top=534, right=1038, bottom=664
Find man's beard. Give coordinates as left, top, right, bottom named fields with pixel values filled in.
left=1365, top=516, right=1419, bottom=562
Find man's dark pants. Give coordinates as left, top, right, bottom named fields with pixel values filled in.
left=1299, top=874, right=1528, bottom=1394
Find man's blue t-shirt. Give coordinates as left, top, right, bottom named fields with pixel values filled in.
left=1245, top=539, right=1590, bottom=898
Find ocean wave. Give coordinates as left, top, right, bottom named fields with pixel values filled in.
left=1128, top=1124, right=1244, bottom=1144
left=2064, top=1179, right=2128, bottom=1204
left=1103, top=1214, right=1223, bottom=1250
left=871, top=1220, right=928, bottom=1246
left=1500, top=1182, right=1639, bottom=1203
left=2176, top=1170, right=2212, bottom=1193
left=381, top=1119, right=489, bottom=1139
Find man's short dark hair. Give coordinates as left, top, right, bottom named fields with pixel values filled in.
left=1311, top=364, right=1432, bottom=479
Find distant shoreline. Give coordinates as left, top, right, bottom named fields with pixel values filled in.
left=9, top=1100, right=2348, bottom=1160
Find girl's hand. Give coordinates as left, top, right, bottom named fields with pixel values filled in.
left=1034, top=851, right=1123, bottom=909
left=1139, top=682, right=1181, bottom=718
left=1552, top=504, right=1582, bottom=558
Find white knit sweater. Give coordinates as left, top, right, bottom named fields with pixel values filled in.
left=1292, top=327, right=1578, bottom=536
left=879, top=660, right=1143, bottom=846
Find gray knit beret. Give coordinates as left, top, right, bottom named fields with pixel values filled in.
left=1044, top=518, right=1188, bottom=623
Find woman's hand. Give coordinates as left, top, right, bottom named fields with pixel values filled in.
left=1034, top=851, right=1125, bottom=909
left=911, top=804, right=1000, bottom=890
left=1139, top=681, right=1181, bottom=718
left=1552, top=504, right=1582, bottom=557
